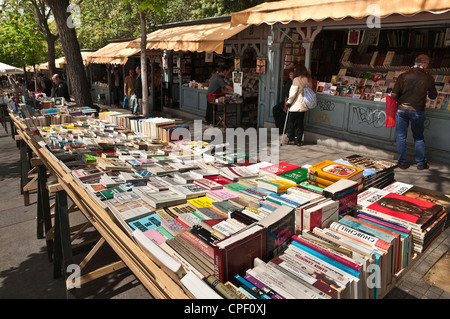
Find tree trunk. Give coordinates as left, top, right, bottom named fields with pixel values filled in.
left=44, top=0, right=93, bottom=107
left=46, top=34, right=57, bottom=77
left=139, top=7, right=149, bottom=117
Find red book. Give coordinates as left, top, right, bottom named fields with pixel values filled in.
left=260, top=161, right=301, bottom=177
left=204, top=175, right=234, bottom=185
left=366, top=192, right=444, bottom=229
left=179, top=229, right=214, bottom=259
left=213, top=224, right=267, bottom=283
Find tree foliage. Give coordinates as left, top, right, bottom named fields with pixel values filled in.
left=0, top=1, right=47, bottom=67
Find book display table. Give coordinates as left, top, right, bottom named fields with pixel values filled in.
left=7, top=110, right=448, bottom=300
left=9, top=114, right=192, bottom=299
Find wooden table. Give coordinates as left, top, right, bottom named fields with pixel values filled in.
left=9, top=113, right=192, bottom=299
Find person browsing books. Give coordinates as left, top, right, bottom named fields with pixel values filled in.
left=391, top=54, right=437, bottom=170
left=52, top=74, right=71, bottom=102
left=285, top=63, right=312, bottom=146
left=205, top=65, right=233, bottom=124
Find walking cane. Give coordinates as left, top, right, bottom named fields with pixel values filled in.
left=280, top=107, right=290, bottom=146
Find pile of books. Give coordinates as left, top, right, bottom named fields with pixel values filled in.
left=30, top=117, right=449, bottom=299
left=358, top=184, right=448, bottom=254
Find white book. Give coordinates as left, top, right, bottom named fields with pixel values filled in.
left=251, top=258, right=318, bottom=299
left=180, top=271, right=222, bottom=299
left=284, top=245, right=361, bottom=299
left=278, top=252, right=349, bottom=299
left=132, top=229, right=186, bottom=279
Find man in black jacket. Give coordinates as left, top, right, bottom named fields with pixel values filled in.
left=36, top=72, right=53, bottom=97
left=392, top=54, right=437, bottom=170
left=52, top=74, right=71, bottom=102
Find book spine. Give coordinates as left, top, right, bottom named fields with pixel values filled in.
left=206, top=275, right=240, bottom=299
left=290, top=240, right=360, bottom=278
left=330, top=222, right=390, bottom=251
left=214, top=246, right=224, bottom=282
left=179, top=230, right=214, bottom=259
left=166, top=238, right=211, bottom=278
left=243, top=274, right=285, bottom=299
left=292, top=235, right=361, bottom=272
left=269, top=257, right=336, bottom=298
left=234, top=275, right=272, bottom=299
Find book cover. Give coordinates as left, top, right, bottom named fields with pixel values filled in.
left=366, top=192, right=444, bottom=229
left=308, top=160, right=364, bottom=182
left=213, top=224, right=267, bottom=283
left=277, top=168, right=308, bottom=184
left=259, top=161, right=301, bottom=176
left=206, top=189, right=239, bottom=201
left=257, top=206, right=295, bottom=260
left=127, top=212, right=162, bottom=232
left=187, top=196, right=215, bottom=208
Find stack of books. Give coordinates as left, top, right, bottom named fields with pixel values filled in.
left=306, top=160, right=364, bottom=189
left=357, top=186, right=447, bottom=254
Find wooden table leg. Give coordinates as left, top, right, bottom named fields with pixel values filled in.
left=37, top=164, right=53, bottom=261
left=53, top=190, right=73, bottom=279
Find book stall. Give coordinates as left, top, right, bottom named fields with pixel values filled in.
left=226, top=1, right=450, bottom=164
left=6, top=90, right=449, bottom=298
left=139, top=18, right=264, bottom=127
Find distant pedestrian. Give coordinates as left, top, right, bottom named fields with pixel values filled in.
left=110, top=67, right=122, bottom=106
left=273, top=68, right=294, bottom=134
left=392, top=54, right=437, bottom=170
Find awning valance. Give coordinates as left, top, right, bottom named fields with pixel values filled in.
left=230, top=0, right=450, bottom=27
left=87, top=41, right=140, bottom=65
left=130, top=21, right=248, bottom=54
left=0, top=62, right=24, bottom=75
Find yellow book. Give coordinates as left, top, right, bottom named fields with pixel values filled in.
left=187, top=196, right=215, bottom=208
left=307, top=160, right=363, bottom=183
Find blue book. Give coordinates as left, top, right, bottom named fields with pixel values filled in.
left=234, top=275, right=271, bottom=299
left=127, top=213, right=162, bottom=232
left=240, top=187, right=275, bottom=200
left=266, top=193, right=303, bottom=208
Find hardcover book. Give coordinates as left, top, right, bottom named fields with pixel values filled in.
left=213, top=224, right=267, bottom=283
left=257, top=205, right=295, bottom=260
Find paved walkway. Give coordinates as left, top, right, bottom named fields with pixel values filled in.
left=0, top=108, right=448, bottom=299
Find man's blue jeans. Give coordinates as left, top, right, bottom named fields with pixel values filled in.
left=396, top=109, right=427, bottom=166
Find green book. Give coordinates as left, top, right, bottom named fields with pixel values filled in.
left=278, top=168, right=308, bottom=184
left=99, top=186, right=125, bottom=200
left=224, top=182, right=251, bottom=193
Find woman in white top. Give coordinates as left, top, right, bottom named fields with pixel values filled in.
left=285, top=63, right=313, bottom=146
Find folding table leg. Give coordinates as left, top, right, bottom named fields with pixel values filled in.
left=36, top=164, right=53, bottom=261
left=53, top=190, right=73, bottom=279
